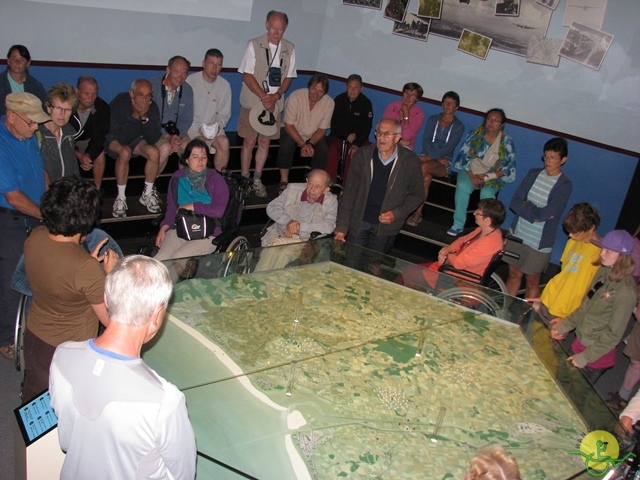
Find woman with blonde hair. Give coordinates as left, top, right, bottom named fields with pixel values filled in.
left=465, top=446, right=521, bottom=480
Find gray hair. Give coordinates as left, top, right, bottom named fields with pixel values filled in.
left=130, top=78, right=152, bottom=92
left=307, top=169, right=332, bottom=187
left=105, top=255, right=173, bottom=327
left=377, top=117, right=402, bottom=134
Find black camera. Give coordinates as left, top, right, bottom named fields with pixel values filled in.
left=163, top=121, right=180, bottom=136
left=268, top=67, right=282, bottom=87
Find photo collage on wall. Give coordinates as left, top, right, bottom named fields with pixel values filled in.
left=343, top=0, right=613, bottom=70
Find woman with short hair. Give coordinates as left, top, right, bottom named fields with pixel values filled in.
left=22, top=176, right=119, bottom=401
left=0, top=45, right=47, bottom=116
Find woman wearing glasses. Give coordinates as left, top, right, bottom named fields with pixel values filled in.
left=448, top=108, right=516, bottom=237
left=38, top=82, right=81, bottom=182
left=550, top=230, right=637, bottom=380
left=399, top=199, right=505, bottom=290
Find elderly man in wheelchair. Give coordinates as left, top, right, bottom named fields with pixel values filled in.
left=256, top=169, right=338, bottom=271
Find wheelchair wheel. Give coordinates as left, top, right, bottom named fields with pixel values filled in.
left=14, top=294, right=29, bottom=372
left=225, top=235, right=250, bottom=253
left=486, top=272, right=507, bottom=294
left=222, top=236, right=251, bottom=277
left=437, top=287, right=500, bottom=318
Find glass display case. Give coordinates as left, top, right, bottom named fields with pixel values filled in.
left=142, top=238, right=619, bottom=479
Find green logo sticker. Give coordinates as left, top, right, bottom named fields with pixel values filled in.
left=569, top=430, right=635, bottom=476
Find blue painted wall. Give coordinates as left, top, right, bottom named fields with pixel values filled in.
left=27, top=64, right=637, bottom=264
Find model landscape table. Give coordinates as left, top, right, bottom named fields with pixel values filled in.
left=143, top=242, right=617, bottom=479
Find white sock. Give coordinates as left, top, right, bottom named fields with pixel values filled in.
left=143, top=182, right=154, bottom=196
left=117, top=185, right=126, bottom=199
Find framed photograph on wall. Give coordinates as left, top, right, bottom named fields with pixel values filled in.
left=458, top=28, right=492, bottom=60
left=536, top=0, right=559, bottom=10
left=559, top=22, right=614, bottom=71
left=429, top=0, right=552, bottom=57
left=383, top=0, right=410, bottom=22
left=417, top=0, right=443, bottom=19
left=527, top=35, right=562, bottom=66
left=393, top=13, right=430, bottom=41
left=343, top=0, right=383, bottom=9
left=564, top=0, right=608, bottom=30
left=495, top=0, right=520, bottom=16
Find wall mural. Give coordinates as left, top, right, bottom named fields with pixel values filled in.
left=344, top=0, right=613, bottom=70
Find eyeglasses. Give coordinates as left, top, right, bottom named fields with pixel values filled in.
left=15, top=114, right=37, bottom=128
left=134, top=92, right=153, bottom=100
left=474, top=210, right=487, bottom=217
left=587, top=280, right=605, bottom=299
left=375, top=130, right=399, bottom=138
left=49, top=105, right=73, bottom=115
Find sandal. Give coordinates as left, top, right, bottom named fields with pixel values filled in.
left=278, top=182, right=288, bottom=195
left=406, top=211, right=422, bottom=227
left=0, top=343, right=15, bottom=361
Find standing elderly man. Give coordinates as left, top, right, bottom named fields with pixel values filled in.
left=325, top=74, right=374, bottom=184
left=106, top=79, right=165, bottom=217
left=277, top=73, right=335, bottom=193
left=186, top=48, right=231, bottom=171
left=150, top=55, right=194, bottom=163
left=238, top=10, right=297, bottom=197
left=0, top=92, right=49, bottom=359
left=49, top=255, right=196, bottom=479
left=334, top=118, right=424, bottom=253
left=11, top=83, right=123, bottom=300
left=73, top=75, right=110, bottom=189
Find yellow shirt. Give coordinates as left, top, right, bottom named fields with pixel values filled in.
left=541, top=238, right=601, bottom=318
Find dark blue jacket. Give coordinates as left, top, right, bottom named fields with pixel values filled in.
left=509, top=167, right=572, bottom=250
left=0, top=68, right=47, bottom=116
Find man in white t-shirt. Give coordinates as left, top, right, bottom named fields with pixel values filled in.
left=49, top=255, right=196, bottom=480
left=186, top=48, right=231, bottom=171
left=237, top=10, right=296, bottom=197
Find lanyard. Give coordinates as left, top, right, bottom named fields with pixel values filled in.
left=265, top=43, right=281, bottom=70
left=432, top=119, right=453, bottom=144
left=160, top=76, right=182, bottom=124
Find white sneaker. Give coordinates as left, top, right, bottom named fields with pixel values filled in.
left=112, top=197, right=127, bottom=218
left=252, top=179, right=267, bottom=198
left=151, top=185, right=162, bottom=205
left=139, top=192, right=162, bottom=214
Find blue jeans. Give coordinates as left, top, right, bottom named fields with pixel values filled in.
left=452, top=170, right=500, bottom=229
left=10, top=228, right=123, bottom=296
left=347, top=221, right=396, bottom=254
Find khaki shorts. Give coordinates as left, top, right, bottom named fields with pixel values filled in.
left=237, top=107, right=281, bottom=140
left=155, top=136, right=170, bottom=149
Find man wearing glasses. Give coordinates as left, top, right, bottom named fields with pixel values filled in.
left=0, top=92, right=50, bottom=360
left=334, top=117, right=424, bottom=253
left=106, top=79, right=164, bottom=217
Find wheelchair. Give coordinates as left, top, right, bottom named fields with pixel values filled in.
left=138, top=171, right=253, bottom=263
left=436, top=249, right=519, bottom=318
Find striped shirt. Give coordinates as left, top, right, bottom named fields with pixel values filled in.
left=514, top=170, right=561, bottom=251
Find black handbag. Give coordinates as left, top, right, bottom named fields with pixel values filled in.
left=175, top=209, right=215, bottom=241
